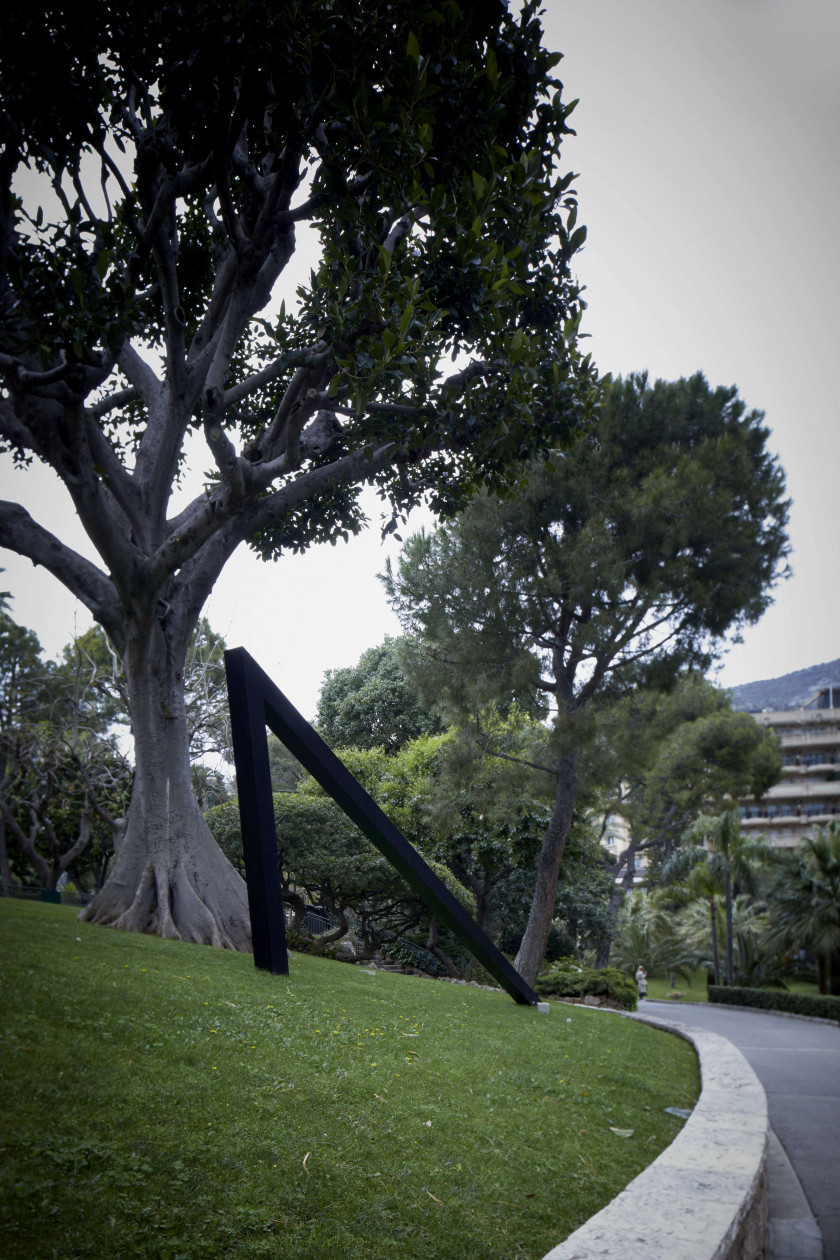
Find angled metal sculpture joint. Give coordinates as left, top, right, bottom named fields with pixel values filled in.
left=223, top=647, right=538, bottom=1006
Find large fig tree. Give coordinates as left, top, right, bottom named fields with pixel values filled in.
left=0, top=1, right=588, bottom=946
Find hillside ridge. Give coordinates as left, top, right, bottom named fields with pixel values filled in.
left=728, top=658, right=840, bottom=712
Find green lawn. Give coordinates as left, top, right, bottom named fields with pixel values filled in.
left=645, top=970, right=711, bottom=1003
left=1, top=901, right=699, bottom=1260
left=644, top=968, right=821, bottom=1004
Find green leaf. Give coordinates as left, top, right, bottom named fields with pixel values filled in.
left=399, top=305, right=414, bottom=339
left=378, top=246, right=392, bottom=276
left=69, top=268, right=85, bottom=299
left=406, top=30, right=420, bottom=63
left=569, top=226, right=587, bottom=254
left=472, top=170, right=486, bottom=199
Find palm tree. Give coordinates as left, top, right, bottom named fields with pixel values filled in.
left=190, top=764, right=231, bottom=813
left=609, top=892, right=695, bottom=988
left=765, top=822, right=840, bottom=995
left=663, top=809, right=772, bottom=985
left=679, top=895, right=791, bottom=989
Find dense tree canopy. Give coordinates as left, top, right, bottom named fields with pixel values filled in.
left=316, top=637, right=442, bottom=753
left=386, top=372, right=790, bottom=982
left=589, top=672, right=782, bottom=963
left=765, top=822, right=840, bottom=995
left=0, top=1, right=590, bottom=946
left=0, top=609, right=131, bottom=890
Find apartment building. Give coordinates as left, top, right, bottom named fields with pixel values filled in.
left=739, top=687, right=840, bottom=849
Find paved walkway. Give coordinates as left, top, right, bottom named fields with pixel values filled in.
left=640, top=1000, right=840, bottom=1260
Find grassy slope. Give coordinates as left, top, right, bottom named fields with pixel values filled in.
left=1, top=902, right=699, bottom=1260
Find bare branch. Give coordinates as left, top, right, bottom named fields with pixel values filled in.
left=87, top=386, right=139, bottom=419
left=0, top=502, right=122, bottom=647
left=0, top=351, right=70, bottom=389
left=222, top=353, right=295, bottom=410
left=484, top=747, right=559, bottom=778
left=117, top=343, right=164, bottom=411
left=201, top=385, right=247, bottom=500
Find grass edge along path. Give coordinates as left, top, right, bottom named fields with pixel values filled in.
left=1, top=902, right=699, bottom=1260
left=644, top=968, right=821, bottom=1004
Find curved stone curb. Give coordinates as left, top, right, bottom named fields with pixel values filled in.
left=539, top=1013, right=768, bottom=1260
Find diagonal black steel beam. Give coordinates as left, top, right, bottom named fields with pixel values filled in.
left=224, top=647, right=537, bottom=1005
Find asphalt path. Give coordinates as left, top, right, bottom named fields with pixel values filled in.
left=639, top=1000, right=840, bottom=1259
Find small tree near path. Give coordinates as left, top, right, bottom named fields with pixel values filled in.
left=0, top=2, right=588, bottom=946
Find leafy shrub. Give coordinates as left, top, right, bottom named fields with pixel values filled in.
left=709, top=985, right=840, bottom=1023
left=535, top=965, right=638, bottom=1011
left=542, top=956, right=583, bottom=974
left=379, top=939, right=442, bottom=976
left=285, top=928, right=316, bottom=953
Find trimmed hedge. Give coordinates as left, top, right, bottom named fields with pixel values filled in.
left=535, top=965, right=638, bottom=1011
left=709, top=985, right=840, bottom=1023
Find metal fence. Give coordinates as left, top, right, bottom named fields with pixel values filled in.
left=285, top=907, right=438, bottom=970
left=302, top=910, right=335, bottom=935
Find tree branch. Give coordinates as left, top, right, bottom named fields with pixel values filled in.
left=484, top=747, right=559, bottom=778
left=87, top=386, right=139, bottom=419
left=0, top=502, right=122, bottom=647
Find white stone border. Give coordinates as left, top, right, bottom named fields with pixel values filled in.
left=539, top=1013, right=769, bottom=1260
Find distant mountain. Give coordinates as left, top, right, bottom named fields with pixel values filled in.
left=728, top=660, right=840, bottom=712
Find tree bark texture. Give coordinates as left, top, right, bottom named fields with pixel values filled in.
left=79, top=622, right=250, bottom=948
left=0, top=816, right=12, bottom=890
left=426, top=918, right=461, bottom=978
left=725, top=877, right=734, bottom=986
left=709, top=896, right=721, bottom=986
left=596, top=846, right=640, bottom=969
left=513, top=751, right=577, bottom=987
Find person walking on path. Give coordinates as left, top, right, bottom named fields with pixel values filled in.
left=635, top=965, right=647, bottom=999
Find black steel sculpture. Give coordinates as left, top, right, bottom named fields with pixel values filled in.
left=224, top=647, right=538, bottom=1006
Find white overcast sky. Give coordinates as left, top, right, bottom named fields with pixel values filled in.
left=1, top=0, right=838, bottom=719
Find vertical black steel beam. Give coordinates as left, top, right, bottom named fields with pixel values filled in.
left=224, top=647, right=289, bottom=975
left=224, top=647, right=538, bottom=1006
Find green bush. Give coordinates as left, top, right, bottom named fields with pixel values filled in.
left=380, top=939, right=442, bottom=976
left=539, top=956, right=583, bottom=975
left=535, top=965, right=638, bottom=1011
left=285, top=927, right=316, bottom=952
left=709, top=985, right=840, bottom=1023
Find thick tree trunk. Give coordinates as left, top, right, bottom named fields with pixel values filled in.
left=0, top=816, right=12, bottom=891
left=79, top=622, right=250, bottom=949
left=426, top=918, right=461, bottom=978
left=596, top=845, right=639, bottom=969
left=513, top=751, right=577, bottom=987
left=282, top=889, right=307, bottom=931
left=709, top=896, right=721, bottom=986
left=310, top=907, right=349, bottom=953
left=724, top=876, right=734, bottom=986
left=830, top=951, right=840, bottom=997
